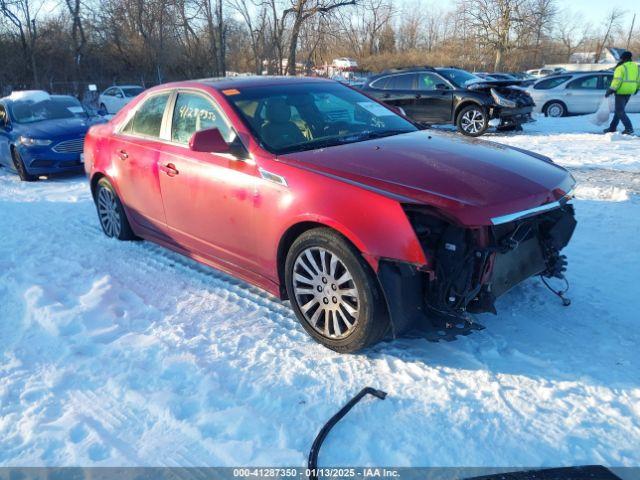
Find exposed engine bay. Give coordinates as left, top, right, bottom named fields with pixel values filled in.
left=378, top=202, right=577, bottom=335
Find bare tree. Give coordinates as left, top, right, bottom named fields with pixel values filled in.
left=458, top=0, right=528, bottom=71
left=595, top=8, right=625, bottom=63
left=282, top=0, right=356, bottom=75
left=0, top=0, right=41, bottom=86
left=555, top=8, right=590, bottom=61
left=64, top=0, right=86, bottom=76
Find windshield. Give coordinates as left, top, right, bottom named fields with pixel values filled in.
left=437, top=69, right=483, bottom=88
left=10, top=97, right=84, bottom=124
left=122, top=87, right=144, bottom=98
left=224, top=82, right=417, bottom=155
left=52, top=96, right=88, bottom=118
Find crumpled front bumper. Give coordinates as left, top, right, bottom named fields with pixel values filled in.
left=376, top=203, right=577, bottom=337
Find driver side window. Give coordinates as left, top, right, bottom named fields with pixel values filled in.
left=416, top=73, right=441, bottom=91
left=171, top=92, right=232, bottom=144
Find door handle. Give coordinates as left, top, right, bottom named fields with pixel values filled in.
left=382, top=93, right=390, bottom=99
left=118, top=149, right=128, bottom=160
left=160, top=162, right=179, bottom=177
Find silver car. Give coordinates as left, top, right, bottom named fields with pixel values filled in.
left=527, top=72, right=640, bottom=117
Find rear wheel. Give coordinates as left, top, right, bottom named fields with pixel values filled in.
left=12, top=148, right=37, bottom=182
left=544, top=101, right=566, bottom=117
left=456, top=105, right=488, bottom=136
left=94, top=177, right=136, bottom=240
left=285, top=228, right=389, bottom=353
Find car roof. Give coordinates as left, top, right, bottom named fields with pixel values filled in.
left=197, top=76, right=332, bottom=90
left=136, top=76, right=333, bottom=95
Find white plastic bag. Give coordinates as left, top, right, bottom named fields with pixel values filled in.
left=591, top=96, right=613, bottom=126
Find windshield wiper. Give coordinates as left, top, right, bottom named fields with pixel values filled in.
left=277, top=130, right=413, bottom=155
left=353, top=129, right=413, bottom=140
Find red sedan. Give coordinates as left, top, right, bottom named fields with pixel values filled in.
left=84, top=77, right=576, bottom=352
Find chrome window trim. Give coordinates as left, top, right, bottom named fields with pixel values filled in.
left=491, top=192, right=574, bottom=225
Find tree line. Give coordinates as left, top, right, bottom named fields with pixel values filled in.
left=0, top=0, right=637, bottom=95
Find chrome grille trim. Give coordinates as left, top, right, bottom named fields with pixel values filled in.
left=491, top=190, right=574, bottom=225
left=52, top=137, right=85, bottom=153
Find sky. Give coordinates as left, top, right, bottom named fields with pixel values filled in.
left=563, top=0, right=638, bottom=26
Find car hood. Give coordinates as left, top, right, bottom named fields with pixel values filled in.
left=467, top=79, right=525, bottom=90
left=15, top=117, right=94, bottom=138
left=279, top=130, right=575, bottom=226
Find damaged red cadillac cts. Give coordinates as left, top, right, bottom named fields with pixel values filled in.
left=84, top=77, right=576, bottom=352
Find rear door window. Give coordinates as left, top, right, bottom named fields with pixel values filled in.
left=123, top=92, right=170, bottom=138
left=385, top=74, right=416, bottom=90
left=369, top=77, right=389, bottom=89
left=566, top=75, right=599, bottom=90
left=534, top=76, right=571, bottom=90
left=171, top=92, right=232, bottom=144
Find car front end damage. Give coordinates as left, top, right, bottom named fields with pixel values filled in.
left=487, top=87, right=536, bottom=128
left=377, top=197, right=577, bottom=336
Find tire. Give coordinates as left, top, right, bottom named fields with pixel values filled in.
left=544, top=101, right=566, bottom=118
left=456, top=105, right=488, bottom=136
left=12, top=148, right=37, bottom=181
left=284, top=227, right=390, bottom=353
left=94, top=177, right=136, bottom=240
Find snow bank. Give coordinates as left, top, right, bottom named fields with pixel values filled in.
left=574, top=185, right=629, bottom=202
left=0, top=116, right=639, bottom=468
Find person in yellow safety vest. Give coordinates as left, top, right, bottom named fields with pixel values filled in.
left=604, top=51, right=639, bottom=135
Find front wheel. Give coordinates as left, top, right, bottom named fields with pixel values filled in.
left=12, top=149, right=37, bottom=181
left=285, top=228, right=389, bottom=353
left=94, top=177, right=136, bottom=240
left=456, top=105, right=488, bottom=136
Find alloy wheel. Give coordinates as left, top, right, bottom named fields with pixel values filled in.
left=460, top=109, right=486, bottom=134
left=292, top=247, right=360, bottom=339
left=97, top=186, right=122, bottom=237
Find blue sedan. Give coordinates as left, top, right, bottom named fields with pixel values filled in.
left=0, top=92, right=105, bottom=181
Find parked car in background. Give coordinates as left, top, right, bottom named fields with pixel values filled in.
left=526, top=67, right=566, bottom=78
left=360, top=67, right=535, bottom=136
left=0, top=90, right=105, bottom=181
left=98, top=85, right=144, bottom=114
left=475, top=72, right=517, bottom=81
left=527, top=71, right=638, bottom=117
left=84, top=76, right=576, bottom=352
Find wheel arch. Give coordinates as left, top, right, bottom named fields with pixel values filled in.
left=453, top=100, right=485, bottom=123
left=276, top=219, right=370, bottom=299
left=90, top=171, right=107, bottom=199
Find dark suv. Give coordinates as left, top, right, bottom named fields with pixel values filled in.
left=360, top=67, right=535, bottom=136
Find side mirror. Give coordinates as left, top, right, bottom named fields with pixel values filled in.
left=436, top=83, right=449, bottom=90
left=97, top=108, right=108, bottom=116
left=189, top=128, right=230, bottom=153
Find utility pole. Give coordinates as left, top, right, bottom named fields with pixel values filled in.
left=627, top=13, right=636, bottom=50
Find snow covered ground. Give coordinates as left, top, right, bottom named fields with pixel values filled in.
left=0, top=114, right=639, bottom=468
